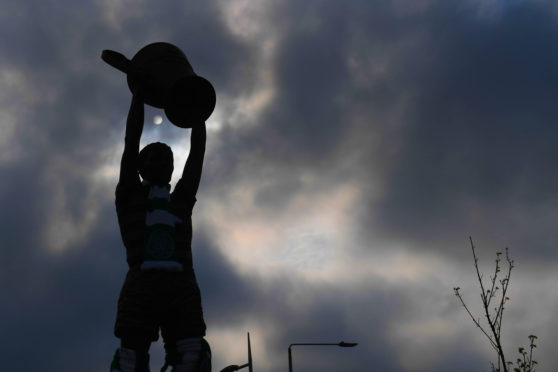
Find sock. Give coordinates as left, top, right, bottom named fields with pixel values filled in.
left=118, top=347, right=150, bottom=372
left=173, top=338, right=202, bottom=372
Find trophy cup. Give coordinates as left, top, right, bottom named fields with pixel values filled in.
left=101, top=42, right=216, bottom=128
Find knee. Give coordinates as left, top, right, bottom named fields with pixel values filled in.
left=121, top=336, right=151, bottom=354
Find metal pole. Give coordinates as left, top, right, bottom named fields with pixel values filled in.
left=248, top=332, right=253, bottom=372
left=288, top=346, right=293, bottom=372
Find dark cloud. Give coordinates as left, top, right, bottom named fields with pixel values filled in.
left=0, top=159, right=48, bottom=278
left=198, top=0, right=382, bottom=211
left=0, top=216, right=124, bottom=371
left=349, top=2, right=558, bottom=259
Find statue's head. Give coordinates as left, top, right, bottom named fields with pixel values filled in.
left=138, top=142, right=174, bottom=184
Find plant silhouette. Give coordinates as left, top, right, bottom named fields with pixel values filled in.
left=454, top=237, right=538, bottom=372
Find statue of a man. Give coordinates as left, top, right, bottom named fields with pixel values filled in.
left=110, top=83, right=210, bottom=372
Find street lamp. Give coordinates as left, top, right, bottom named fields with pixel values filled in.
left=288, top=341, right=358, bottom=372
left=220, top=332, right=254, bottom=372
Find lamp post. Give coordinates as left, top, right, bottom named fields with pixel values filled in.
left=220, top=332, right=254, bottom=372
left=288, top=341, right=358, bottom=372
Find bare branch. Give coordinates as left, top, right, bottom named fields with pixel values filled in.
left=456, top=239, right=539, bottom=372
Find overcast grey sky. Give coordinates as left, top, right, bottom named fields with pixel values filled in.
left=1, top=0, right=557, bottom=371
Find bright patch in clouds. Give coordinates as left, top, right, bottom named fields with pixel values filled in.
left=43, top=155, right=105, bottom=252
left=201, top=178, right=362, bottom=279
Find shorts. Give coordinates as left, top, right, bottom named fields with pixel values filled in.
left=114, top=267, right=206, bottom=342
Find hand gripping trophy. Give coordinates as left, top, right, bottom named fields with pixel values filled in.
left=102, top=42, right=215, bottom=372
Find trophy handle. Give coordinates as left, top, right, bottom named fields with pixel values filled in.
left=101, top=50, right=131, bottom=74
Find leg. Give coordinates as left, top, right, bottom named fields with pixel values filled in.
left=121, top=332, right=151, bottom=353
left=113, top=269, right=159, bottom=372
left=160, top=272, right=208, bottom=372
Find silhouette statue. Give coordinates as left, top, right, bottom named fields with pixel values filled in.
left=102, top=42, right=216, bottom=128
left=105, top=44, right=213, bottom=372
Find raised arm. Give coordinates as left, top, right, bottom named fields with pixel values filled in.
left=180, top=123, right=206, bottom=197
left=119, top=91, right=144, bottom=185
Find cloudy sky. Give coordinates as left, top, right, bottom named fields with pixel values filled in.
left=1, top=0, right=558, bottom=371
